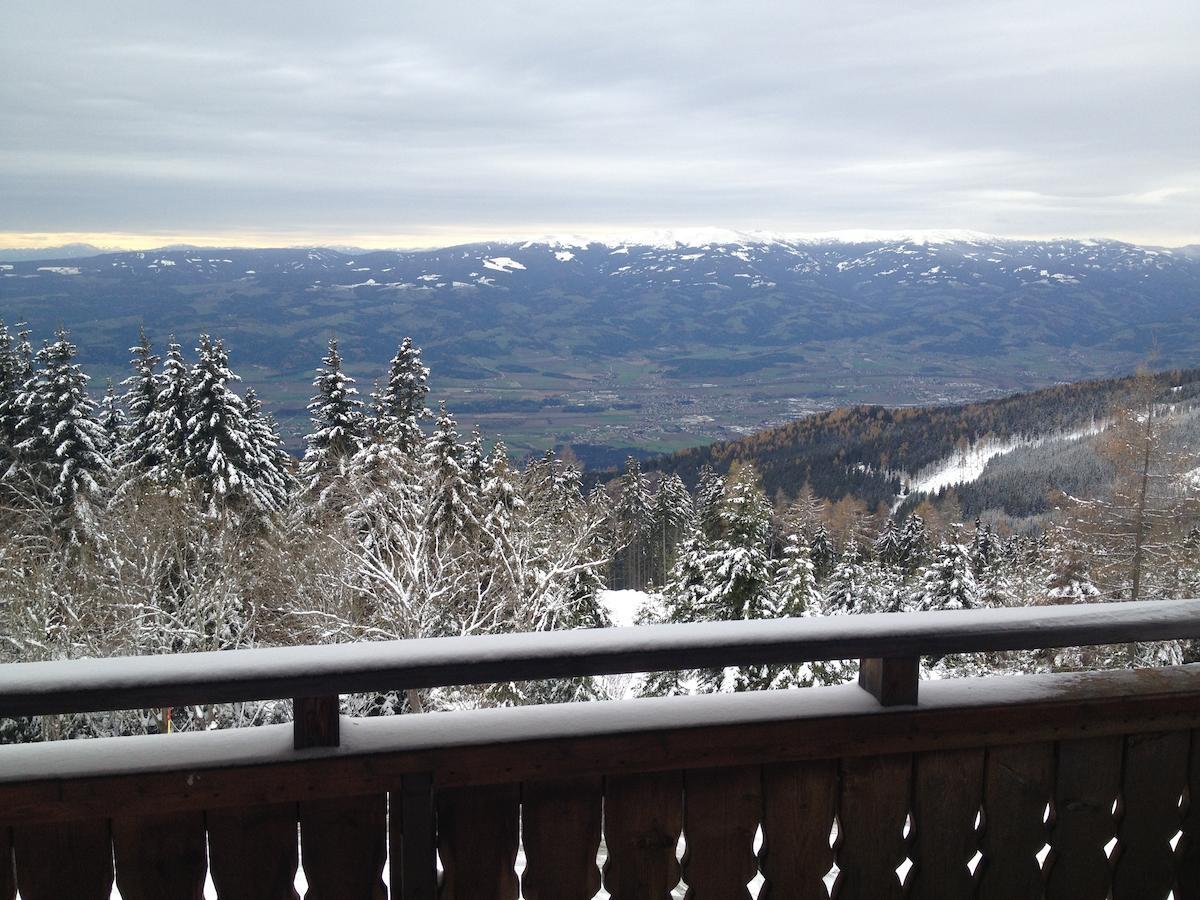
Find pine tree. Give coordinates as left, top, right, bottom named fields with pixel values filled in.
left=823, top=540, right=877, bottom=614
left=99, top=380, right=126, bottom=449
left=117, top=328, right=162, bottom=475
left=371, top=337, right=430, bottom=454
left=0, top=322, right=28, bottom=485
left=651, top=473, right=693, bottom=585
left=914, top=534, right=980, bottom=611
left=614, top=457, right=654, bottom=589
left=243, top=388, right=294, bottom=513
left=874, top=518, right=904, bottom=567
left=809, top=523, right=838, bottom=581
left=146, top=337, right=191, bottom=484
left=1045, top=539, right=1101, bottom=602
left=773, top=531, right=816, bottom=616
left=899, top=514, right=932, bottom=571
left=301, top=338, right=366, bottom=490
left=183, top=335, right=272, bottom=518
left=13, top=329, right=111, bottom=540
left=424, top=402, right=479, bottom=544
left=695, top=464, right=725, bottom=540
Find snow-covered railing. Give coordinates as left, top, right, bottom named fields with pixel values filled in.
left=5, top=600, right=1200, bottom=898
left=5, top=598, right=1200, bottom=720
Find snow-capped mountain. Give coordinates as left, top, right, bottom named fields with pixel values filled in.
left=3, top=233, right=1198, bottom=455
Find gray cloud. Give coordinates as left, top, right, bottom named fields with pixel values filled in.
left=2, top=0, right=1197, bottom=245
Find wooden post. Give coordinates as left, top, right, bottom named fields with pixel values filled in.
left=394, top=773, right=438, bottom=900
left=859, top=657, right=919, bottom=706
left=294, top=695, right=340, bottom=749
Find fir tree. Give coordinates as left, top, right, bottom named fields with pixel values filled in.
left=371, top=337, right=430, bottom=454
left=243, top=388, right=294, bottom=513
left=773, top=531, right=816, bottom=616
left=145, top=337, right=191, bottom=484
left=117, top=328, right=162, bottom=475
left=651, top=472, right=693, bottom=585
left=614, top=457, right=653, bottom=589
left=809, top=523, right=838, bottom=581
left=874, top=518, right=904, bottom=567
left=182, top=335, right=272, bottom=518
left=823, top=540, right=877, bottom=614
left=0, top=322, right=28, bottom=484
left=13, top=329, right=111, bottom=540
left=899, top=514, right=932, bottom=571
left=1045, top=539, right=1101, bottom=602
left=914, top=534, right=980, bottom=611
left=301, top=337, right=366, bottom=489
left=424, top=402, right=479, bottom=544
left=695, top=464, right=725, bottom=540
left=99, top=380, right=126, bottom=448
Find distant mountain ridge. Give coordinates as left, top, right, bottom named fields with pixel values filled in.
left=2, top=233, right=1198, bottom=455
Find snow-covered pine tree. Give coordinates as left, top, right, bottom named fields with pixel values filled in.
left=99, top=380, right=126, bottom=451
left=651, top=472, right=693, bottom=585
left=809, top=523, right=838, bottom=581
left=913, top=532, right=980, bottom=611
left=115, top=328, right=162, bottom=476
left=899, top=513, right=932, bottom=571
left=481, top=438, right=523, bottom=538
left=424, top=402, right=480, bottom=545
left=370, top=336, right=430, bottom=454
left=183, top=335, right=274, bottom=519
left=145, top=337, right=191, bottom=485
left=243, top=388, right=294, bottom=514
left=13, top=329, right=111, bottom=541
left=614, top=456, right=654, bottom=589
left=969, top=518, right=999, bottom=578
left=823, top=540, right=877, bottom=614
left=694, top=464, right=725, bottom=540
left=874, top=518, right=904, bottom=567
left=0, top=322, right=28, bottom=486
left=300, top=337, right=366, bottom=491
left=773, top=531, right=817, bottom=616
left=1044, top=538, right=1101, bottom=602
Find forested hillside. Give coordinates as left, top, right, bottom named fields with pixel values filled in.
left=620, top=368, right=1200, bottom=512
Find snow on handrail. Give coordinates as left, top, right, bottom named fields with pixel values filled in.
left=3, top=599, right=1200, bottom=718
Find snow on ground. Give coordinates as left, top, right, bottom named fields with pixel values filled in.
left=35, top=266, right=81, bottom=275
left=599, top=588, right=650, bottom=627
left=482, top=256, right=526, bottom=273
left=553, top=250, right=575, bottom=262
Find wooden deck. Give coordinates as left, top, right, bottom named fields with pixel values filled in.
left=3, top=600, right=1200, bottom=898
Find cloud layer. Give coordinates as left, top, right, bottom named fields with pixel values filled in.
left=3, top=0, right=1198, bottom=247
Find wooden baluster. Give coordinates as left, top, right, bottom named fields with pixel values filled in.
left=681, top=766, right=761, bottom=900
left=908, top=748, right=985, bottom=899
left=437, top=783, right=520, bottom=900
left=13, top=819, right=113, bottom=900
left=300, top=794, right=387, bottom=900
left=522, top=776, right=603, bottom=900
left=1044, top=735, right=1123, bottom=900
left=0, top=826, right=14, bottom=900
left=858, top=657, right=919, bottom=706
left=1177, top=730, right=1200, bottom=897
left=391, top=774, right=438, bottom=900
left=835, top=753, right=911, bottom=899
left=977, top=742, right=1054, bottom=900
left=1112, top=730, right=1190, bottom=899
left=603, top=771, right=685, bottom=900
left=207, top=802, right=300, bottom=900
left=759, top=759, right=838, bottom=900
left=112, top=812, right=207, bottom=900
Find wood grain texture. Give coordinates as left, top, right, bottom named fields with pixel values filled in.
left=112, top=812, right=206, bottom=900
left=908, top=748, right=985, bottom=899
left=858, top=657, right=920, bottom=706
left=300, top=793, right=387, bottom=900
left=835, top=753, right=911, bottom=899
left=8, top=667, right=1200, bottom=827
left=0, top=827, right=13, bottom=900
left=681, top=766, right=761, bottom=900
left=293, top=695, right=340, bottom=749
left=977, top=741, right=1054, bottom=900
left=13, top=819, right=113, bottom=900
left=437, top=783, right=520, bottom=900
left=604, top=771, right=685, bottom=900
left=521, top=776, right=603, bottom=900
left=207, top=802, right=300, bottom=900
left=391, top=774, right=437, bottom=900
left=1044, top=735, right=1123, bottom=900
left=1177, top=730, right=1200, bottom=898
left=1112, top=730, right=1189, bottom=899
left=759, top=759, right=837, bottom=900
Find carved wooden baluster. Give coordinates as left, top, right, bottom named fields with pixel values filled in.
left=437, top=783, right=520, bottom=900
left=1177, top=730, right=1200, bottom=897
left=835, top=753, right=911, bottom=899
left=0, top=826, right=15, bottom=900
left=1112, top=730, right=1189, bottom=899
left=112, top=812, right=207, bottom=900
left=977, top=742, right=1054, bottom=900
left=908, top=748, right=985, bottom=899
left=603, top=771, right=685, bottom=900
left=13, top=819, right=113, bottom=900
left=680, top=766, right=761, bottom=900
left=1044, top=735, right=1123, bottom=900
left=758, top=759, right=838, bottom=900
left=300, top=794, right=387, bottom=900
left=207, top=802, right=300, bottom=900
left=522, top=776, right=603, bottom=900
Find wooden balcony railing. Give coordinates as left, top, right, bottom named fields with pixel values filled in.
left=4, top=598, right=1200, bottom=898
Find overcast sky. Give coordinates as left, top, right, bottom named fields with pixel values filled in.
left=2, top=0, right=1197, bottom=249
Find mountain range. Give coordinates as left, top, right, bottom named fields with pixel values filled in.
left=2, top=230, right=1198, bottom=459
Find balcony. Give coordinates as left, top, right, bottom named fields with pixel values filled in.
left=3, top=599, right=1200, bottom=898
